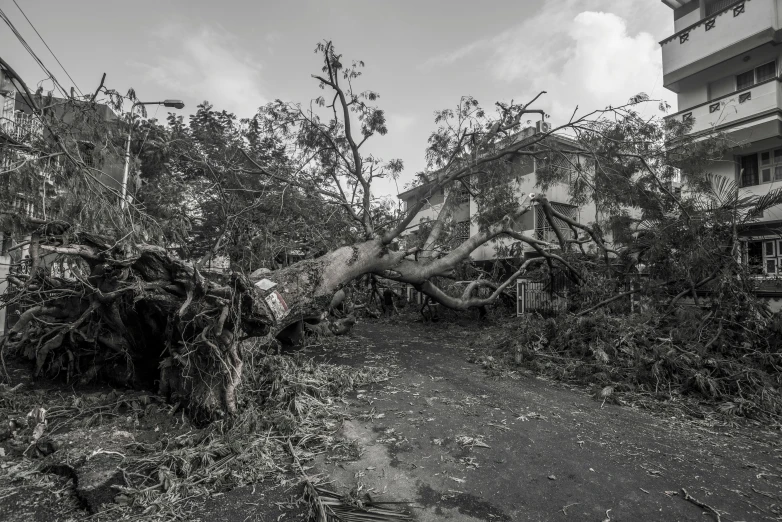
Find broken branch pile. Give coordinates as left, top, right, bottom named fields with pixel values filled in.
left=473, top=309, right=782, bottom=421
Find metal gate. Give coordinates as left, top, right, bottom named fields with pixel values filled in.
left=516, top=272, right=573, bottom=316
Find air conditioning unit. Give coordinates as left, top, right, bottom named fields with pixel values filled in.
left=536, top=120, right=551, bottom=134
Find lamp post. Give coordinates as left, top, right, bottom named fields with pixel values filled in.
left=120, top=99, right=185, bottom=209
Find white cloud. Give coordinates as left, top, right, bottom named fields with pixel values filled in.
left=386, top=113, right=417, bottom=134
left=136, top=24, right=266, bottom=118
left=422, top=0, right=676, bottom=121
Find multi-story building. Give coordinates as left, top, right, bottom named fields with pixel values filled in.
left=396, top=123, right=599, bottom=269
left=0, top=67, right=126, bottom=335
left=660, top=0, right=782, bottom=281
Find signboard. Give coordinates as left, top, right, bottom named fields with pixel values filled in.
left=264, top=290, right=289, bottom=321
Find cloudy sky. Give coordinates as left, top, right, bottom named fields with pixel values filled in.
left=1, top=0, right=676, bottom=197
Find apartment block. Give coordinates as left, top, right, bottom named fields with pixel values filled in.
left=396, top=124, right=598, bottom=267
left=661, top=0, right=782, bottom=281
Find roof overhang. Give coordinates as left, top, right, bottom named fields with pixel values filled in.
left=661, top=0, right=690, bottom=9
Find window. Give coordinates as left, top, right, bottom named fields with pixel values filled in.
left=741, top=154, right=758, bottom=187
left=78, top=142, right=95, bottom=168
left=454, top=221, right=470, bottom=243
left=1, top=232, right=11, bottom=256
left=745, top=239, right=782, bottom=276
left=452, top=186, right=470, bottom=204
left=746, top=241, right=763, bottom=275
left=757, top=62, right=776, bottom=83
left=736, top=70, right=755, bottom=91
left=761, top=152, right=772, bottom=182
left=749, top=148, right=782, bottom=187
left=736, top=61, right=776, bottom=91
left=764, top=239, right=782, bottom=275
left=535, top=202, right=577, bottom=244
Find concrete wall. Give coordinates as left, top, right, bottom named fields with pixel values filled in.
left=662, top=0, right=779, bottom=85
left=672, top=78, right=781, bottom=138
left=673, top=1, right=701, bottom=33
left=674, top=44, right=780, bottom=109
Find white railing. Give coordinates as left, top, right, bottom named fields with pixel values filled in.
left=661, top=0, right=777, bottom=77
left=669, top=78, right=780, bottom=136
left=0, top=111, right=43, bottom=142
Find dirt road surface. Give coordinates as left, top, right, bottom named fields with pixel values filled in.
left=306, top=320, right=782, bottom=522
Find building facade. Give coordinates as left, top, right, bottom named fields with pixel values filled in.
left=660, top=0, right=782, bottom=280
left=0, top=67, right=126, bottom=335
left=396, top=125, right=599, bottom=267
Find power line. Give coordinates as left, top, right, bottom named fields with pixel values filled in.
left=12, top=0, right=83, bottom=97
left=0, top=6, right=68, bottom=98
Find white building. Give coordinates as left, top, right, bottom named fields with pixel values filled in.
left=660, top=0, right=782, bottom=281
left=397, top=124, right=600, bottom=267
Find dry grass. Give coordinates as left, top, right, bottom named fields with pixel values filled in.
left=0, top=338, right=391, bottom=520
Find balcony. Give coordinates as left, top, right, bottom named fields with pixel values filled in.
left=668, top=78, right=782, bottom=141
left=661, top=0, right=779, bottom=87
left=0, top=111, right=43, bottom=144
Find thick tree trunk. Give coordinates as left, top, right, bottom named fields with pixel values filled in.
left=1, top=236, right=407, bottom=420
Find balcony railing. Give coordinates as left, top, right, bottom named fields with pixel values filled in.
left=4, top=192, right=45, bottom=221
left=668, top=78, right=781, bottom=136
left=0, top=111, right=43, bottom=143
left=661, top=0, right=777, bottom=80
left=706, top=0, right=738, bottom=16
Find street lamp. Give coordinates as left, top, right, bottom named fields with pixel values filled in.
left=120, top=99, right=185, bottom=209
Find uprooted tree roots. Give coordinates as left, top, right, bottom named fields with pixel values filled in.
left=0, top=234, right=307, bottom=421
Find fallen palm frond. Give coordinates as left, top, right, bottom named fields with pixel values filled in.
left=289, top=437, right=410, bottom=522
left=304, top=483, right=412, bottom=522
left=1, top=344, right=391, bottom=519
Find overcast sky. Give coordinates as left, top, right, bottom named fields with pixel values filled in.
left=2, top=0, right=676, bottom=198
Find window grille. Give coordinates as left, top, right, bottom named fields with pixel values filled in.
left=79, top=142, right=95, bottom=168
left=453, top=187, right=470, bottom=204
left=535, top=202, right=577, bottom=244
left=454, top=221, right=470, bottom=243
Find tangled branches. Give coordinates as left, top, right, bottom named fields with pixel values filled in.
left=1, top=232, right=275, bottom=420
left=474, top=309, right=782, bottom=422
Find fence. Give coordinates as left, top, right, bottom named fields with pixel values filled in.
left=516, top=272, right=574, bottom=316
left=516, top=273, right=649, bottom=316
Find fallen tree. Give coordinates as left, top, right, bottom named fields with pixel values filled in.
left=1, top=42, right=754, bottom=419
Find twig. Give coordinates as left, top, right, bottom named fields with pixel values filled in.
left=561, top=502, right=580, bottom=515
left=681, top=488, right=722, bottom=521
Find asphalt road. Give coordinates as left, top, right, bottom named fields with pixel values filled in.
left=308, top=319, right=782, bottom=522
